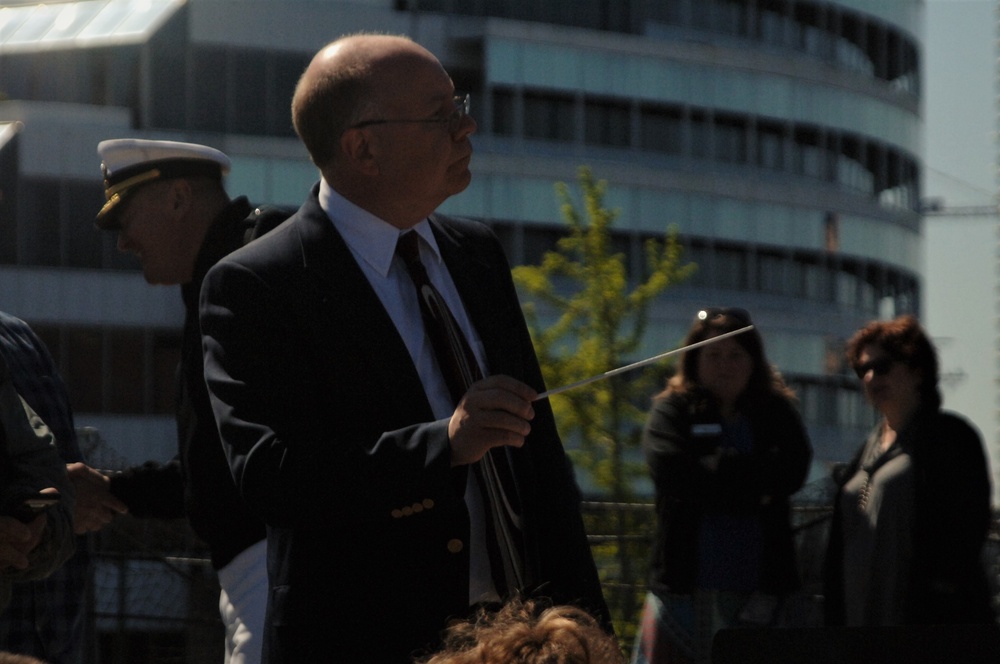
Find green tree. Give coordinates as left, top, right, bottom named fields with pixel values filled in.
left=512, top=166, right=695, bottom=637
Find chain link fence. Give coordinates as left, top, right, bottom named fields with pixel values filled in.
left=67, top=428, right=1000, bottom=661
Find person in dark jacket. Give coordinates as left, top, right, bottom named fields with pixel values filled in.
left=632, top=307, right=812, bottom=664
left=200, top=34, right=610, bottom=664
left=70, top=139, right=287, bottom=664
left=824, top=314, right=994, bottom=627
left=0, top=311, right=87, bottom=664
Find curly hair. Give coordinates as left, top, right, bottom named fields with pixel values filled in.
left=0, top=653, right=47, bottom=664
left=417, top=598, right=625, bottom=664
left=845, top=314, right=940, bottom=410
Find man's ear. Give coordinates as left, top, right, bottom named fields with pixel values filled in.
left=339, top=128, right=380, bottom=176
left=167, top=178, right=194, bottom=219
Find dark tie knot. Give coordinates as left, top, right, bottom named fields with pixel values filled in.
left=396, top=231, right=422, bottom=268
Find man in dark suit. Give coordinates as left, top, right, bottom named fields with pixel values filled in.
left=75, top=139, right=286, bottom=664
left=200, top=33, right=610, bottom=663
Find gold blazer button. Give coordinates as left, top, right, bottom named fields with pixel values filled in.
left=446, top=539, right=464, bottom=554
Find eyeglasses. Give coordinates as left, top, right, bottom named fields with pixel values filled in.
left=350, top=94, right=471, bottom=134
left=697, top=307, right=752, bottom=325
left=854, top=356, right=896, bottom=380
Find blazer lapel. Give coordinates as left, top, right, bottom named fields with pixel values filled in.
left=296, top=191, right=431, bottom=422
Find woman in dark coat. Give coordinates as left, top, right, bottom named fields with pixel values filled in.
left=631, top=308, right=812, bottom=664
left=824, top=314, right=994, bottom=627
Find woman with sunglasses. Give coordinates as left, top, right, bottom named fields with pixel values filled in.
left=632, top=308, right=812, bottom=664
left=824, top=315, right=994, bottom=627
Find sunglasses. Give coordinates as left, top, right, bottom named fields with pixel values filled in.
left=697, top=307, right=752, bottom=325
left=854, top=356, right=896, bottom=380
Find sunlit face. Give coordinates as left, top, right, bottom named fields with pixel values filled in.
left=364, top=50, right=477, bottom=220
left=856, top=343, right=922, bottom=414
left=114, top=180, right=198, bottom=285
left=696, top=336, right=753, bottom=406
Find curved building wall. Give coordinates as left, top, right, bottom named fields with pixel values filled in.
left=0, top=0, right=923, bottom=471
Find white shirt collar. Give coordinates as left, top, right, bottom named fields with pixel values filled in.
left=318, top=178, right=442, bottom=276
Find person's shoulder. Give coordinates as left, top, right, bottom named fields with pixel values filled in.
left=243, top=203, right=295, bottom=243
left=430, top=212, right=496, bottom=241
left=216, top=203, right=308, bottom=270
left=650, top=389, right=696, bottom=418
left=0, top=312, right=43, bottom=351
left=933, top=409, right=983, bottom=442
left=0, top=311, right=28, bottom=334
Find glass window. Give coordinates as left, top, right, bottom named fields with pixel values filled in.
left=758, top=1, right=790, bottom=47
left=190, top=46, right=227, bottom=132
left=584, top=98, right=630, bottom=147
left=148, top=42, right=186, bottom=130
left=493, top=88, right=516, bottom=136
left=65, top=327, right=103, bottom=413
left=793, top=127, right=824, bottom=179
left=785, top=257, right=806, bottom=298
left=522, top=225, right=565, bottom=266
left=636, top=189, right=690, bottom=234
left=836, top=270, right=858, bottom=308
left=757, top=252, right=786, bottom=294
left=690, top=0, right=714, bottom=31
left=640, top=105, right=683, bottom=155
left=107, top=329, right=145, bottom=413
left=757, top=121, right=785, bottom=170
left=793, top=3, right=830, bottom=58
left=836, top=136, right=872, bottom=194
left=228, top=50, right=267, bottom=135
left=805, top=261, right=832, bottom=302
left=0, top=137, right=16, bottom=265
left=690, top=110, right=710, bottom=159
left=62, top=180, right=106, bottom=269
left=19, top=180, right=60, bottom=267
left=647, top=0, right=686, bottom=25
left=836, top=13, right=874, bottom=76
left=524, top=92, right=574, bottom=142
left=714, top=114, right=747, bottom=164
left=97, top=47, right=141, bottom=108
left=682, top=243, right=711, bottom=288
left=714, top=246, right=747, bottom=291
left=716, top=0, right=750, bottom=36
left=269, top=53, right=310, bottom=137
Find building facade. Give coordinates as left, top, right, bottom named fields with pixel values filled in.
left=0, top=0, right=921, bottom=477
left=0, top=0, right=924, bottom=658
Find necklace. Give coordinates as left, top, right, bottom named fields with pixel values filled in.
left=856, top=434, right=902, bottom=513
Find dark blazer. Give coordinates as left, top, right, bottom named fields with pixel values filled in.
left=109, top=197, right=284, bottom=570
left=824, top=408, right=994, bottom=626
left=200, top=185, right=609, bottom=663
left=642, top=389, right=812, bottom=596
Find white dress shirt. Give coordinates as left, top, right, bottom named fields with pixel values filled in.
left=318, top=179, right=498, bottom=604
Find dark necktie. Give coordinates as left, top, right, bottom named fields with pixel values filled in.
left=396, top=230, right=528, bottom=598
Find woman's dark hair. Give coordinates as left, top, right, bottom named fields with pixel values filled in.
left=661, top=307, right=794, bottom=407
left=845, top=314, right=941, bottom=410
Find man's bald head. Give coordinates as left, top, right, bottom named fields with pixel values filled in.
left=291, top=34, right=441, bottom=172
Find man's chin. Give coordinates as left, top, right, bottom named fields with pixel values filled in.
left=450, top=169, right=473, bottom=195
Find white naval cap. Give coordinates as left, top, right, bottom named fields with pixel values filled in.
left=96, top=138, right=231, bottom=229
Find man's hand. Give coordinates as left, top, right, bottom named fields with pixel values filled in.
left=66, top=462, right=128, bottom=534
left=0, top=508, right=48, bottom=571
left=448, top=375, right=536, bottom=466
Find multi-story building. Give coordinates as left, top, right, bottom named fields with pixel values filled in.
left=0, top=0, right=922, bottom=470
left=0, top=0, right=924, bottom=658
